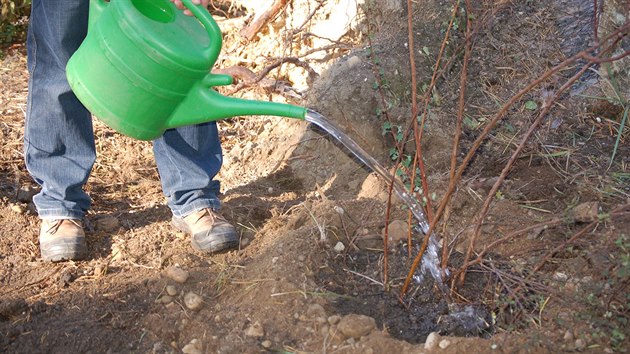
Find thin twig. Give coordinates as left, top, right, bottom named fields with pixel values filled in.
left=458, top=60, right=596, bottom=285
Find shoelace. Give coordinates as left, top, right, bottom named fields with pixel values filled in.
left=187, top=209, right=227, bottom=225
left=44, top=219, right=81, bottom=235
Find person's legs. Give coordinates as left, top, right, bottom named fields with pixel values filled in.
left=25, top=0, right=93, bottom=260
left=153, top=122, right=222, bottom=216
left=154, top=122, right=239, bottom=253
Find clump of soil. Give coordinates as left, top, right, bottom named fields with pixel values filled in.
left=1, top=1, right=629, bottom=353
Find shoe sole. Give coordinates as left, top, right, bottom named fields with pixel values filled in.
left=40, top=240, right=87, bottom=262
left=171, top=217, right=239, bottom=254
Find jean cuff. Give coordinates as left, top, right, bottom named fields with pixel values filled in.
left=172, top=199, right=221, bottom=218
left=37, top=208, right=85, bottom=220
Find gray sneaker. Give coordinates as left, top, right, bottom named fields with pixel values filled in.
left=39, top=219, right=87, bottom=262
left=172, top=208, right=239, bottom=253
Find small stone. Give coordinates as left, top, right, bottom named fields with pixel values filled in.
left=111, top=243, right=125, bottom=262
left=183, top=292, right=204, bottom=310
left=297, top=255, right=306, bottom=262
left=575, top=339, right=586, bottom=350
left=245, top=321, right=265, bottom=338
left=306, top=304, right=327, bottom=319
left=160, top=295, right=173, bottom=304
left=166, top=285, right=178, bottom=296
left=557, top=312, right=571, bottom=322
left=320, top=324, right=329, bottom=336
left=267, top=187, right=274, bottom=194
left=563, top=330, right=574, bottom=341
left=424, top=332, right=440, bottom=350
left=337, top=314, right=375, bottom=339
left=382, top=220, right=408, bottom=244
left=95, top=216, right=120, bottom=232
left=165, top=265, right=189, bottom=283
left=439, top=339, right=451, bottom=349
left=261, top=340, right=272, bottom=349
left=10, top=203, right=25, bottom=214
left=181, top=339, right=202, bottom=354
left=346, top=56, right=362, bottom=69
left=553, top=272, right=568, bottom=282
left=580, top=276, right=593, bottom=284
left=328, top=315, right=341, bottom=325
left=572, top=201, right=599, bottom=222
left=333, top=242, right=345, bottom=253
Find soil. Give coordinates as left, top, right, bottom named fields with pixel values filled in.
left=1, top=1, right=629, bottom=353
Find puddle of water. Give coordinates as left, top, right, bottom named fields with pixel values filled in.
left=305, top=109, right=444, bottom=287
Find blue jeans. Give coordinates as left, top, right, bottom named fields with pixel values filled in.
left=25, top=0, right=222, bottom=220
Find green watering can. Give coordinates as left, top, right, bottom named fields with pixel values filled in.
left=67, top=0, right=307, bottom=141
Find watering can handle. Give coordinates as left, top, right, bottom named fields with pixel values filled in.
left=180, top=0, right=223, bottom=65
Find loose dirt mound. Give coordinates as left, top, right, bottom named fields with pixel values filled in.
left=1, top=1, right=629, bottom=353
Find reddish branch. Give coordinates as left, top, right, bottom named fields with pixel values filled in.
left=532, top=205, right=630, bottom=273
left=401, top=22, right=630, bottom=298
left=443, top=0, right=473, bottom=272
left=458, top=61, right=595, bottom=285
left=410, top=0, right=463, bottom=221
left=494, top=205, right=630, bottom=306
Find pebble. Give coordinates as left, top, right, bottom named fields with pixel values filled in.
left=320, top=324, right=329, bottom=336
left=572, top=201, right=599, bottom=222
left=558, top=312, right=571, bottom=322
left=181, top=339, right=202, bottom=354
left=166, top=285, right=178, bottom=296
left=95, top=216, right=120, bottom=232
left=333, top=242, right=345, bottom=253
left=165, top=265, right=189, bottom=283
left=160, top=295, right=173, bottom=304
left=563, top=330, right=574, bottom=341
left=306, top=304, right=327, bottom=319
left=297, top=255, right=306, bottom=262
left=245, top=321, right=265, bottom=338
left=111, top=244, right=125, bottom=261
left=346, top=56, right=362, bottom=69
left=183, top=292, right=204, bottom=310
left=424, top=332, right=440, bottom=350
left=10, top=203, right=25, bottom=214
left=553, top=272, right=568, bottom=282
left=261, top=340, right=272, bottom=349
left=575, top=338, right=586, bottom=350
left=381, top=220, right=408, bottom=243
left=337, top=314, right=375, bottom=339
left=439, top=339, right=451, bottom=349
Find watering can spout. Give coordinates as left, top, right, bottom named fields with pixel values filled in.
left=167, top=74, right=307, bottom=129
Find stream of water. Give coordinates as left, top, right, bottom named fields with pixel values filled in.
left=304, top=110, right=444, bottom=287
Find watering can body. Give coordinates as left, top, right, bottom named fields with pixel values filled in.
left=67, top=0, right=306, bottom=141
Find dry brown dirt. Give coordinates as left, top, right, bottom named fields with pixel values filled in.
left=1, top=1, right=629, bottom=353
